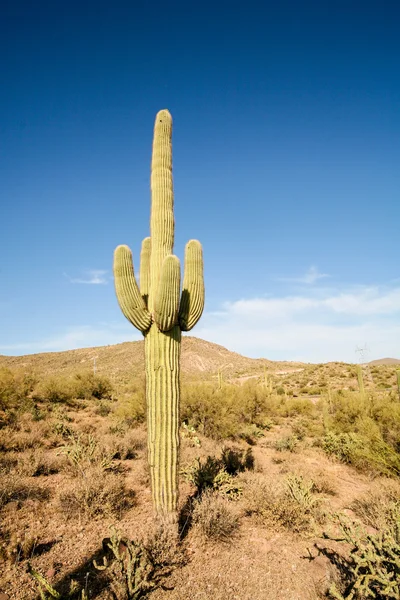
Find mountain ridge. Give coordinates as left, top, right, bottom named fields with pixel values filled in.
left=0, top=336, right=305, bottom=380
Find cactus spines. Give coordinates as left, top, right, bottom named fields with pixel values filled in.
left=113, top=109, right=205, bottom=522
left=154, top=255, right=181, bottom=332
left=113, top=245, right=152, bottom=332
left=179, top=240, right=205, bottom=331
left=139, top=237, right=151, bottom=303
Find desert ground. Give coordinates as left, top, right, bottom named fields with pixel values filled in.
left=0, top=337, right=399, bottom=599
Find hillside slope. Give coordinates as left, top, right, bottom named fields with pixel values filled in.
left=369, top=357, right=400, bottom=366
left=0, top=336, right=304, bottom=381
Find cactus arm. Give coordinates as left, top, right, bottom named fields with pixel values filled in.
left=140, top=237, right=151, bottom=305
left=149, top=109, right=174, bottom=313
left=179, top=239, right=205, bottom=331
left=154, top=255, right=181, bottom=332
left=113, top=245, right=152, bottom=332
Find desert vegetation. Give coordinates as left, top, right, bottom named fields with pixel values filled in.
left=0, top=352, right=399, bottom=599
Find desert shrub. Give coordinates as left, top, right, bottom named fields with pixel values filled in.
left=30, top=403, right=47, bottom=421
left=59, top=466, right=134, bottom=519
left=182, top=456, right=223, bottom=494
left=181, top=383, right=242, bottom=439
left=323, top=390, right=400, bottom=448
left=3, top=421, right=52, bottom=452
left=53, top=420, right=75, bottom=438
left=241, top=472, right=322, bottom=533
left=58, top=432, right=117, bottom=475
left=95, top=400, right=112, bottom=416
left=274, top=435, right=299, bottom=452
left=0, top=368, right=37, bottom=410
left=279, top=397, right=315, bottom=417
left=34, top=377, right=75, bottom=404
left=323, top=515, right=400, bottom=600
left=16, top=450, right=63, bottom=477
left=0, top=474, right=50, bottom=508
left=351, top=479, right=400, bottom=530
left=73, top=372, right=113, bottom=400
left=221, top=446, right=254, bottom=474
left=212, top=470, right=243, bottom=499
left=182, top=447, right=253, bottom=498
left=182, top=380, right=282, bottom=440
left=102, top=431, right=142, bottom=460
left=113, top=391, right=146, bottom=425
left=0, top=454, right=18, bottom=474
left=321, top=431, right=400, bottom=477
left=0, top=408, right=19, bottom=430
left=192, top=490, right=239, bottom=541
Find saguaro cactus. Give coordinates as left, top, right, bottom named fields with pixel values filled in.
left=357, top=365, right=365, bottom=395
left=113, top=110, right=205, bottom=521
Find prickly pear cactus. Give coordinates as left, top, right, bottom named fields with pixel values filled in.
left=113, top=110, right=205, bottom=521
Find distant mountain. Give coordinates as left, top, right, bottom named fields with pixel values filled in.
left=0, top=336, right=304, bottom=382
left=368, top=358, right=400, bottom=366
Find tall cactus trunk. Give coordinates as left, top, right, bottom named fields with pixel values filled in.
left=145, top=326, right=181, bottom=519
left=113, top=110, right=205, bottom=523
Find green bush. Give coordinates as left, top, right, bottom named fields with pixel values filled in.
left=182, top=380, right=284, bottom=440
left=0, top=368, right=37, bottom=410
left=73, top=372, right=113, bottom=400
left=33, top=377, right=75, bottom=404
left=321, top=431, right=400, bottom=477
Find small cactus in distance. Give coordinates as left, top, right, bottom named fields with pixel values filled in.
left=357, top=365, right=365, bottom=395
left=113, top=110, right=205, bottom=522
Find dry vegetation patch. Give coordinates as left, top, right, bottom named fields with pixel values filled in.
left=0, top=356, right=399, bottom=599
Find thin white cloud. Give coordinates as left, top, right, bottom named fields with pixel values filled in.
left=279, top=265, right=329, bottom=285
left=0, top=323, right=140, bottom=355
left=195, top=284, right=400, bottom=363
left=65, top=270, right=108, bottom=285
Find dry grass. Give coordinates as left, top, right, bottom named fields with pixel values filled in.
left=0, top=473, right=50, bottom=508
left=351, top=478, right=400, bottom=530
left=59, top=466, right=135, bottom=519
left=240, top=471, right=324, bottom=533
left=192, top=490, right=240, bottom=542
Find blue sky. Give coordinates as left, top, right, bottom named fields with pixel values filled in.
left=1, top=0, right=399, bottom=363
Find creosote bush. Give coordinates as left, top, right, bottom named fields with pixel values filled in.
left=59, top=466, right=134, bottom=519
left=321, top=431, right=400, bottom=477
left=192, top=490, right=240, bottom=542
left=319, top=390, right=400, bottom=477
left=351, top=479, right=400, bottom=530
left=181, top=380, right=317, bottom=441
left=241, top=472, right=323, bottom=533
left=0, top=474, right=50, bottom=508
left=0, top=367, right=37, bottom=410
